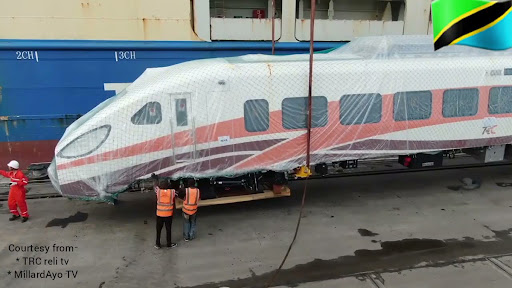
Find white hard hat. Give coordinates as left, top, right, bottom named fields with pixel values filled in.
left=7, top=160, right=19, bottom=170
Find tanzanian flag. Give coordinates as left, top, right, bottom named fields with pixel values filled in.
left=432, top=0, right=512, bottom=50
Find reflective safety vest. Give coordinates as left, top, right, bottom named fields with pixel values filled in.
left=183, top=187, right=200, bottom=215
left=156, top=189, right=175, bottom=217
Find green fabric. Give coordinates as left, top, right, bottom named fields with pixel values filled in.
left=432, top=0, right=490, bottom=37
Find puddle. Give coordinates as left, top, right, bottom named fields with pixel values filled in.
left=355, top=239, right=445, bottom=257
left=178, top=227, right=512, bottom=288
left=46, top=211, right=88, bottom=228
left=358, top=229, right=379, bottom=237
left=496, top=182, right=512, bottom=187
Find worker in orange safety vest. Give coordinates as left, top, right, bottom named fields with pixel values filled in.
left=0, top=160, right=29, bottom=222
left=177, top=179, right=200, bottom=242
left=154, top=178, right=178, bottom=249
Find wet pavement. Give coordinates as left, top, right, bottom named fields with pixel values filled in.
left=1, top=165, right=512, bottom=287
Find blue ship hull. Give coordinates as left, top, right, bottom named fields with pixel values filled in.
left=0, top=40, right=343, bottom=169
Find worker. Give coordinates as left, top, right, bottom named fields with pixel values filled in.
left=154, top=178, right=178, bottom=249
left=178, top=179, right=200, bottom=241
left=0, top=160, right=29, bottom=222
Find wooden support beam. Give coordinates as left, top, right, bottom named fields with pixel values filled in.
left=175, top=187, right=291, bottom=209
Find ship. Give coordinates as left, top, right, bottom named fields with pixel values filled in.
left=0, top=0, right=434, bottom=170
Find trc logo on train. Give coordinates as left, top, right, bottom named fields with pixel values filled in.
left=482, top=117, right=498, bottom=135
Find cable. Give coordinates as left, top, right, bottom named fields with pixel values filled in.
left=265, top=178, right=308, bottom=288
left=271, top=0, right=276, bottom=55
left=265, top=1, right=316, bottom=287
left=306, top=0, right=316, bottom=168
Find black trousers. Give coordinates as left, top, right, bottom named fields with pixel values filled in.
left=156, top=215, right=173, bottom=246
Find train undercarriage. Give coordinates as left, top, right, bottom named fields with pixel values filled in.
left=129, top=143, right=512, bottom=207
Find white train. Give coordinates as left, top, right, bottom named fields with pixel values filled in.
left=48, top=35, right=512, bottom=201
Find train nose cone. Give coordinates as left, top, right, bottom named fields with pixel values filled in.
left=47, top=159, right=61, bottom=195
left=48, top=124, right=114, bottom=201
left=47, top=158, right=102, bottom=200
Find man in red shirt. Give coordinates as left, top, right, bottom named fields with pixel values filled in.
left=0, top=160, right=29, bottom=222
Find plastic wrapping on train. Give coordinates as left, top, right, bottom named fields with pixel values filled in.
left=47, top=35, right=512, bottom=201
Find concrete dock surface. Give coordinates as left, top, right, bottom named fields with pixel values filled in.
left=2, top=165, right=512, bottom=287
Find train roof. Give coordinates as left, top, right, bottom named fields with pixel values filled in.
left=225, top=35, right=512, bottom=64
left=92, top=35, right=512, bottom=107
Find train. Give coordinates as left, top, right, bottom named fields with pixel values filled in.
left=0, top=0, right=435, bottom=170
left=48, top=35, right=512, bottom=201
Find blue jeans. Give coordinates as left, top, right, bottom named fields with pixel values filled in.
left=183, top=212, right=197, bottom=240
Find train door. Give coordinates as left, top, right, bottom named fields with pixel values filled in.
left=169, top=92, right=196, bottom=164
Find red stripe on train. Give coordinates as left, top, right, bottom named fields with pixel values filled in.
left=57, top=85, right=512, bottom=171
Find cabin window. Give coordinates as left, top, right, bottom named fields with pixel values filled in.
left=340, top=93, right=382, bottom=125
left=131, top=102, right=162, bottom=125
left=442, top=89, right=479, bottom=118
left=489, top=87, right=512, bottom=114
left=282, top=96, right=328, bottom=129
left=394, top=91, right=432, bottom=121
left=244, top=99, right=270, bottom=132
left=175, top=98, right=188, bottom=126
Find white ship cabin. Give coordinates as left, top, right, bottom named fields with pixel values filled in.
left=1, top=0, right=434, bottom=42
left=197, top=0, right=434, bottom=42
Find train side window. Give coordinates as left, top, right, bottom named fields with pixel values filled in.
left=443, top=88, right=479, bottom=118
left=175, top=98, right=188, bottom=126
left=340, top=93, right=382, bottom=125
left=394, top=91, right=432, bottom=121
left=489, top=87, right=512, bottom=114
left=282, top=96, right=328, bottom=130
left=244, top=99, right=269, bottom=132
left=131, top=102, right=162, bottom=125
